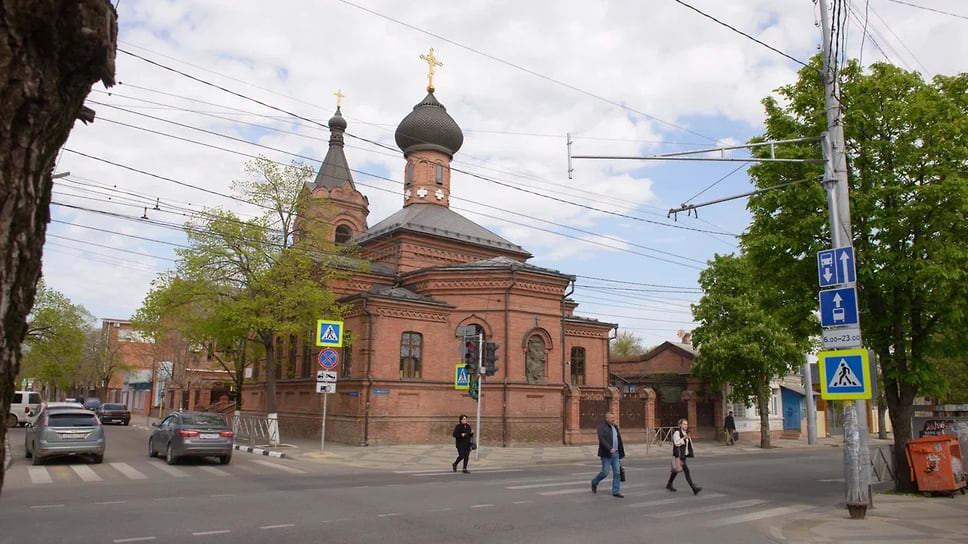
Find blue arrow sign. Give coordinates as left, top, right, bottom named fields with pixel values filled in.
left=818, top=246, right=856, bottom=287
left=819, top=286, right=859, bottom=327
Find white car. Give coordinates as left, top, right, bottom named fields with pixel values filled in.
left=7, top=391, right=42, bottom=427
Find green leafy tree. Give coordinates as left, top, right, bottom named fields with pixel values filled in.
left=690, top=253, right=810, bottom=448
left=137, top=157, right=348, bottom=444
left=744, top=57, right=968, bottom=490
left=20, top=282, right=91, bottom=394
left=610, top=330, right=645, bottom=357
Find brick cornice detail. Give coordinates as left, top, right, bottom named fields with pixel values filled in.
left=565, top=326, right=611, bottom=338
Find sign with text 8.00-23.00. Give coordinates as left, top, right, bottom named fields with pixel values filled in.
left=316, top=319, right=344, bottom=347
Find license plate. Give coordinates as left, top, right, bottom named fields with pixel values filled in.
left=200, top=433, right=219, bottom=439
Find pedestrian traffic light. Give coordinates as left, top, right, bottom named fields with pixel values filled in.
left=469, top=379, right=479, bottom=400
left=484, top=342, right=499, bottom=376
left=463, top=337, right=481, bottom=373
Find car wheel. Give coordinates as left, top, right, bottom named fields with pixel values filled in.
left=123, top=420, right=129, bottom=426
left=6, top=414, right=17, bottom=427
left=91, top=454, right=103, bottom=464
left=25, top=438, right=32, bottom=458
left=219, top=454, right=232, bottom=465
left=30, top=445, right=42, bottom=466
left=165, top=443, right=178, bottom=465
left=148, top=438, right=157, bottom=458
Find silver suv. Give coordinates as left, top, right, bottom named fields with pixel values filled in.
left=7, top=391, right=42, bottom=427
left=25, top=407, right=105, bottom=464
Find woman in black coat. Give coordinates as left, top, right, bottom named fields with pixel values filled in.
left=452, top=414, right=474, bottom=473
left=666, top=418, right=702, bottom=495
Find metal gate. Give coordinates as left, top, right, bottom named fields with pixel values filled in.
left=580, top=399, right=609, bottom=429
left=658, top=401, right=687, bottom=428
left=619, top=397, right=645, bottom=428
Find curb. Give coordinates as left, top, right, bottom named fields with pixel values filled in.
left=234, top=444, right=287, bottom=459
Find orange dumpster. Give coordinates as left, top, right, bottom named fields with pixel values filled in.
left=905, top=435, right=967, bottom=496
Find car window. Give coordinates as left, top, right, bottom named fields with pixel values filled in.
left=48, top=413, right=99, bottom=427
left=103, top=404, right=126, bottom=410
left=13, top=393, right=22, bottom=403
left=183, top=414, right=225, bottom=426
left=28, top=393, right=41, bottom=403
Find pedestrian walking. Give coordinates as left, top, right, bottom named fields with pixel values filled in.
left=724, top=410, right=736, bottom=445
left=590, top=412, right=626, bottom=498
left=666, top=418, right=702, bottom=495
left=452, top=414, right=474, bottom=473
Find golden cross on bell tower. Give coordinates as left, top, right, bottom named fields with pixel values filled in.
left=419, top=48, right=443, bottom=92
left=334, top=89, right=344, bottom=108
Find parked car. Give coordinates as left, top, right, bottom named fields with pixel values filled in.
left=149, top=411, right=233, bottom=465
left=96, top=403, right=131, bottom=425
left=83, top=398, right=103, bottom=411
left=25, top=407, right=105, bottom=465
left=7, top=391, right=42, bottom=427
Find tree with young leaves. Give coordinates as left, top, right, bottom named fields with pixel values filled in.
left=690, top=253, right=811, bottom=448
left=610, top=330, right=645, bottom=357
left=19, top=282, right=91, bottom=394
left=138, top=157, right=347, bottom=444
left=80, top=326, right=127, bottom=400
left=744, top=57, right=968, bottom=490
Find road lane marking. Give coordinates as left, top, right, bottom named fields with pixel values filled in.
left=96, top=501, right=128, bottom=505
left=30, top=504, right=64, bottom=509
left=27, top=467, right=52, bottom=484
left=260, top=524, right=295, bottom=529
left=506, top=480, right=588, bottom=490
left=198, top=466, right=230, bottom=476
left=110, top=462, right=148, bottom=480
left=192, top=530, right=230, bottom=536
left=150, top=463, right=189, bottom=478
left=659, top=498, right=768, bottom=517
left=711, top=504, right=808, bottom=526
left=538, top=488, right=591, bottom=496
left=113, top=537, right=156, bottom=543
left=250, top=459, right=306, bottom=473
left=471, top=504, right=494, bottom=508
left=71, top=464, right=102, bottom=482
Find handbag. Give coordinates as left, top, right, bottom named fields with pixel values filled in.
left=671, top=457, right=683, bottom=473
left=619, top=464, right=626, bottom=482
left=469, top=440, right=477, bottom=450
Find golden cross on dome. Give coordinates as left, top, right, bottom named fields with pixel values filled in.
left=419, top=48, right=443, bottom=92
left=334, top=89, right=344, bottom=108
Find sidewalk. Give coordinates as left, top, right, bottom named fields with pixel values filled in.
left=241, top=433, right=968, bottom=543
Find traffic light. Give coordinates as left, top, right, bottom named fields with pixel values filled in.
left=463, top=337, right=481, bottom=373
left=469, top=379, right=479, bottom=400
left=484, top=342, right=499, bottom=376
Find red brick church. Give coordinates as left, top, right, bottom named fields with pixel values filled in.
left=239, top=56, right=620, bottom=446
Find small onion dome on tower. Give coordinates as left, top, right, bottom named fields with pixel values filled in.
left=328, top=107, right=347, bottom=131
left=394, top=92, right=464, bottom=158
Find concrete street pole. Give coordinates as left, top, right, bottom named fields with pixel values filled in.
left=475, top=332, right=483, bottom=462
left=803, top=358, right=817, bottom=444
left=818, top=0, right=870, bottom=517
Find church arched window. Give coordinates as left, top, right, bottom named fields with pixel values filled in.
left=400, top=331, right=423, bottom=379
left=335, top=224, right=352, bottom=244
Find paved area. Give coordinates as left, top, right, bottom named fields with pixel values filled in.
left=236, top=433, right=968, bottom=543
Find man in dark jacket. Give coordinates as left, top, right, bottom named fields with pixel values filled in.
left=590, top=412, right=625, bottom=498
left=724, top=410, right=736, bottom=445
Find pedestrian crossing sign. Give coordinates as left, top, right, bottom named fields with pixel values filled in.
left=818, top=348, right=871, bottom=400
left=316, top=319, right=343, bottom=347
left=455, top=364, right=470, bottom=390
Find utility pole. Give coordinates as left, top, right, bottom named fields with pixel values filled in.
left=474, top=331, right=483, bottom=462
left=818, top=0, right=871, bottom=518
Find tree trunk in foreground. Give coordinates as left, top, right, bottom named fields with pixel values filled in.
left=0, top=0, right=117, bottom=495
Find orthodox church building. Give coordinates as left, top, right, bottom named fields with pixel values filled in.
left=240, top=55, right=618, bottom=446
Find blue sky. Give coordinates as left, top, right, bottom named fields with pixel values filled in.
left=46, top=0, right=967, bottom=349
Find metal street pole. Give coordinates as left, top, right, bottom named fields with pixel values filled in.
left=474, top=332, right=483, bottom=462
left=803, top=358, right=817, bottom=444
left=818, top=0, right=871, bottom=518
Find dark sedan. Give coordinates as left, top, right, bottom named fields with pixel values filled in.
left=96, top=403, right=131, bottom=425
left=148, top=411, right=234, bottom=465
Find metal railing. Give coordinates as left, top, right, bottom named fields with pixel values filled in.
left=645, top=427, right=678, bottom=453
left=870, top=444, right=895, bottom=484
left=229, top=413, right=272, bottom=448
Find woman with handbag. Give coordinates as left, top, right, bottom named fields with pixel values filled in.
left=452, top=414, right=474, bottom=473
left=666, top=418, right=702, bottom=495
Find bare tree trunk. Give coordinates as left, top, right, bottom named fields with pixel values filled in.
left=0, top=0, right=117, bottom=494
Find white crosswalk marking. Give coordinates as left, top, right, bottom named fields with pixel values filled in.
left=28, top=467, right=52, bottom=484
left=711, top=504, right=808, bottom=526
left=110, top=462, right=148, bottom=480
left=250, top=459, right=306, bottom=474
left=71, top=464, right=103, bottom=482
left=149, top=463, right=190, bottom=478
left=507, top=480, right=587, bottom=490
left=657, top=498, right=767, bottom=517
left=626, top=493, right=726, bottom=509
left=198, top=466, right=231, bottom=476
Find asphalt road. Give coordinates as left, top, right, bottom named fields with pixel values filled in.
left=0, top=424, right=851, bottom=544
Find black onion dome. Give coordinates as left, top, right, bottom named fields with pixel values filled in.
left=328, top=107, right=347, bottom=131
left=394, top=92, right=464, bottom=157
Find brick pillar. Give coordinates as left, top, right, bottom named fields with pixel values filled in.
left=607, top=386, right=620, bottom=418
left=643, top=387, right=657, bottom=430
left=563, top=385, right=581, bottom=445
left=683, top=390, right=697, bottom=428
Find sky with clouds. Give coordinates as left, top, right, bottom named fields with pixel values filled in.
left=46, top=0, right=967, bottom=349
